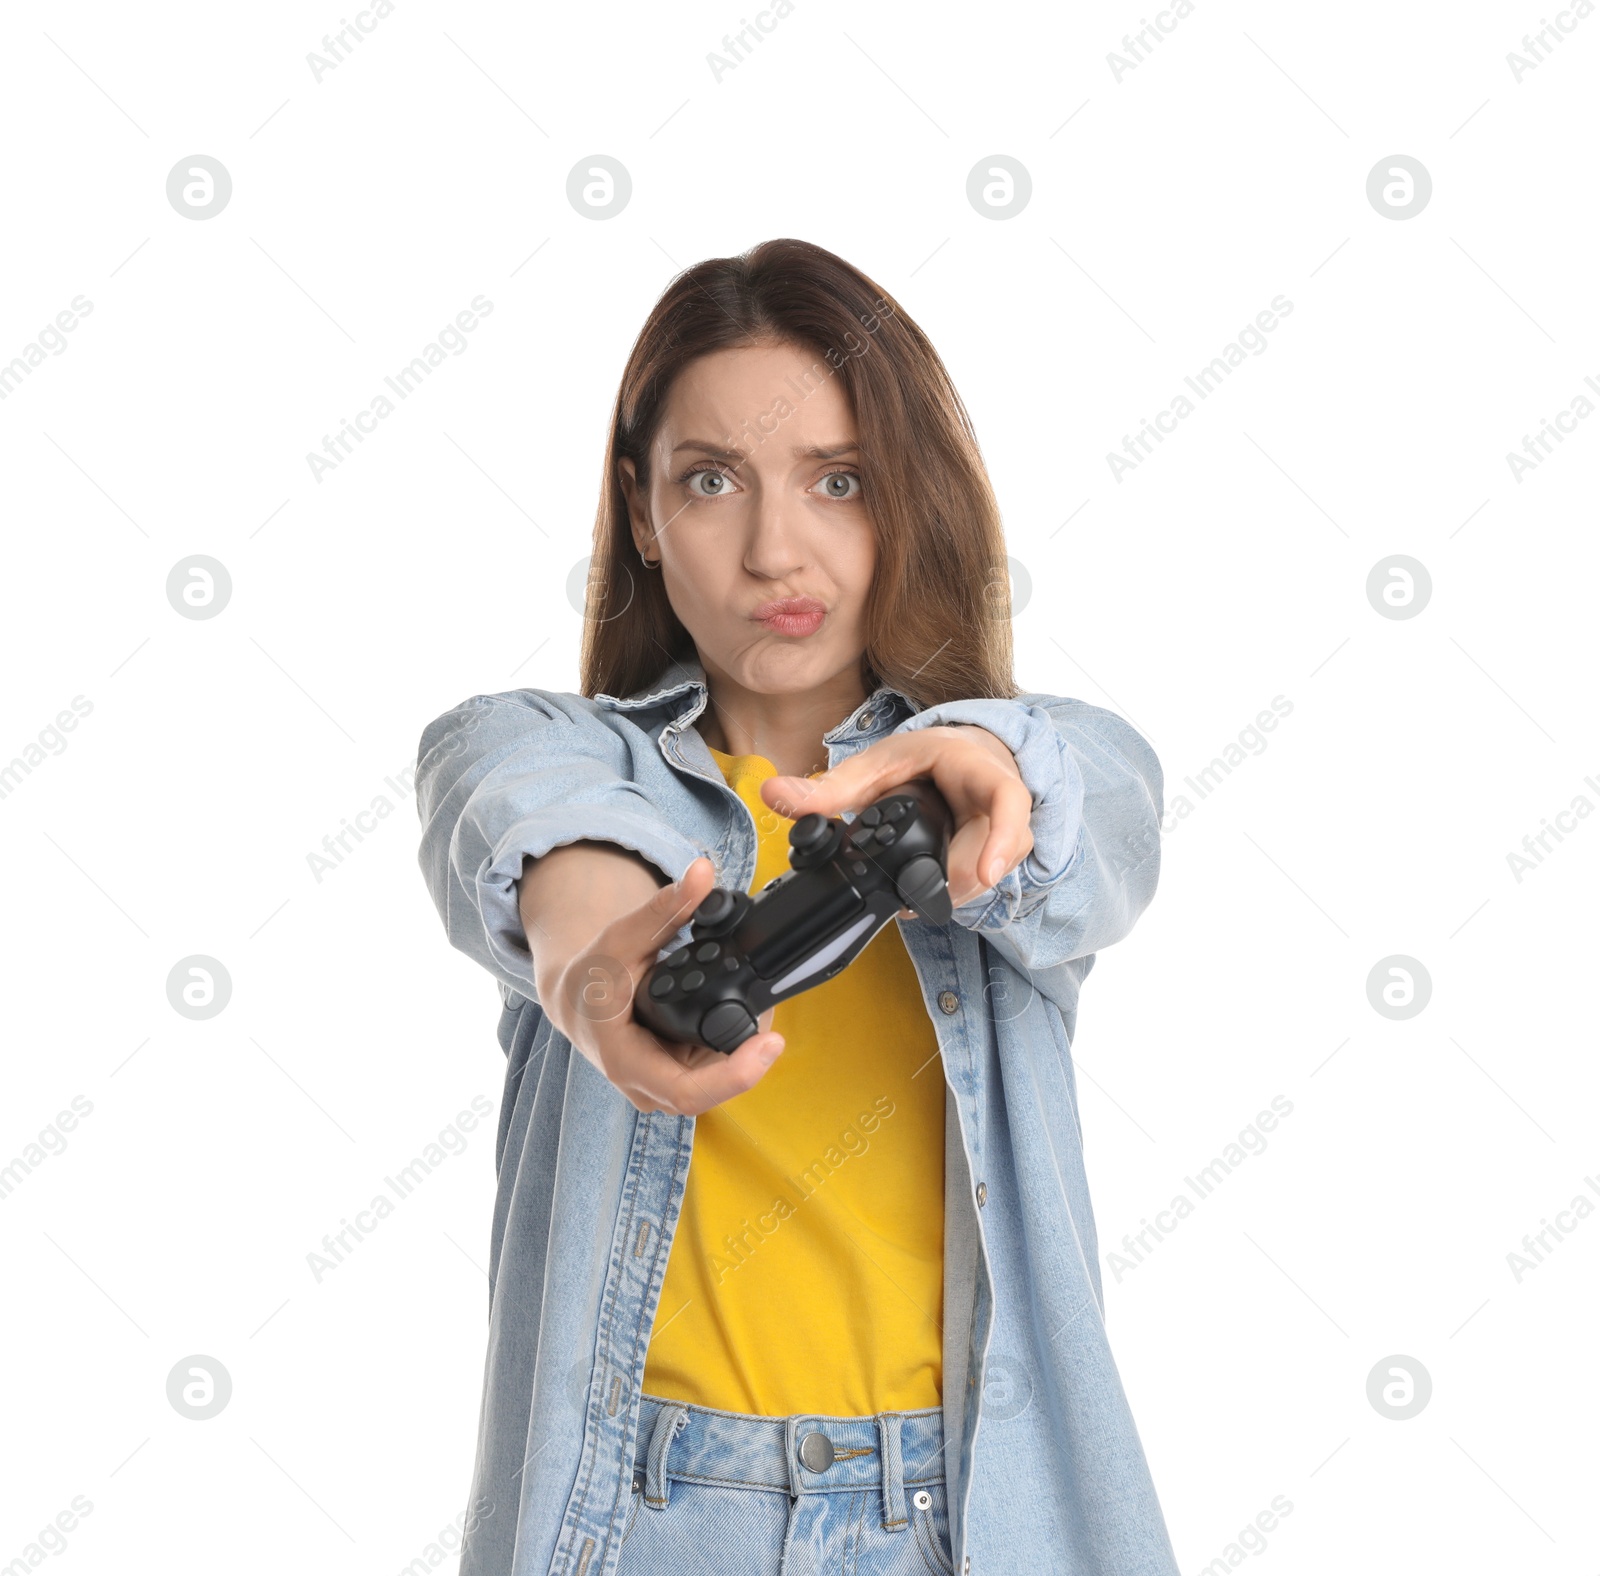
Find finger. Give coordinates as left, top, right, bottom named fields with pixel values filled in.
left=761, top=735, right=937, bottom=820
left=944, top=814, right=992, bottom=908
left=618, top=1022, right=787, bottom=1114
left=971, top=775, right=1035, bottom=888
left=944, top=791, right=1035, bottom=906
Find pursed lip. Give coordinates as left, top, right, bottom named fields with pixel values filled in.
left=750, top=596, right=827, bottom=621
left=750, top=595, right=828, bottom=639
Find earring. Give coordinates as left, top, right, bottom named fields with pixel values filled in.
left=639, top=547, right=660, bottom=569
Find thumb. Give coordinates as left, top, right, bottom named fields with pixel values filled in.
left=617, top=855, right=717, bottom=966
left=567, top=858, right=717, bottom=1033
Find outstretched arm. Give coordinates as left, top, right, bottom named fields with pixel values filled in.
left=415, top=691, right=789, bottom=1108
left=764, top=695, right=1162, bottom=1000
left=414, top=692, right=707, bottom=1003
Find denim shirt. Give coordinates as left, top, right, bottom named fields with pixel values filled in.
left=413, top=652, right=1181, bottom=1576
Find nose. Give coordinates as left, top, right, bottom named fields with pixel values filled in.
left=741, top=483, right=807, bottom=581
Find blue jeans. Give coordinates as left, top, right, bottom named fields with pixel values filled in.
left=617, top=1389, right=957, bottom=1575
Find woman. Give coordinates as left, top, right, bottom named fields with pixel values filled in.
left=415, top=238, right=1179, bottom=1576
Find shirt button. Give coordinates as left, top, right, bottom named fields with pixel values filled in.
left=937, top=990, right=959, bottom=1014
left=975, top=1181, right=987, bottom=1207
left=857, top=710, right=876, bottom=730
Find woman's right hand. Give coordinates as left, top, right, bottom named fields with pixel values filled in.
left=531, top=852, right=785, bottom=1115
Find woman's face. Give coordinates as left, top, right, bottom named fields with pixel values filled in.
left=620, top=339, right=876, bottom=699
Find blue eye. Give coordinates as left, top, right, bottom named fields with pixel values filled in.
left=816, top=470, right=862, bottom=500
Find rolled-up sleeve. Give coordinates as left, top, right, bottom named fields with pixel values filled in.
left=894, top=695, right=1162, bottom=978
left=414, top=694, right=707, bottom=1003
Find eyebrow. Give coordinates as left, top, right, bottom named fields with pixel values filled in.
left=671, top=439, right=860, bottom=463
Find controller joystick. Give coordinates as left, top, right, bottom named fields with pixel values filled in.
left=634, top=778, right=954, bottom=1054
left=788, top=814, right=843, bottom=869
left=691, top=888, right=749, bottom=937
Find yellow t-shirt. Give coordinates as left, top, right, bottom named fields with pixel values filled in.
left=640, top=747, right=946, bottom=1417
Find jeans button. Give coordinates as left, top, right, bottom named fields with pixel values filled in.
left=913, top=1488, right=932, bottom=1509
left=937, top=990, right=959, bottom=1014
left=798, top=1430, right=835, bottom=1471
left=857, top=711, right=876, bottom=730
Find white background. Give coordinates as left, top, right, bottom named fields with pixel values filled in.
left=2, top=0, right=1596, bottom=1572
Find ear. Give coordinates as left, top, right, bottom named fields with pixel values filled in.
left=618, top=457, right=654, bottom=558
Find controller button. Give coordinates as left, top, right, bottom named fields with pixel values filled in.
left=649, top=974, right=676, bottom=999
left=849, top=826, right=875, bottom=849
left=722, top=956, right=741, bottom=973
left=680, top=969, right=706, bottom=991
left=882, top=800, right=907, bottom=822
left=850, top=860, right=868, bottom=876
left=873, top=823, right=897, bottom=844
left=860, top=805, right=882, bottom=827
left=702, top=1000, right=759, bottom=1052
left=694, top=942, right=721, bottom=963
left=667, top=947, right=691, bottom=968
left=897, top=854, right=953, bottom=926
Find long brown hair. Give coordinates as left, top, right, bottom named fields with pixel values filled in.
left=579, top=238, right=1016, bottom=705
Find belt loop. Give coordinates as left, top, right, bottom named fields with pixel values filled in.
left=876, top=1412, right=907, bottom=1531
left=644, top=1402, right=688, bottom=1509
left=783, top=1414, right=804, bottom=1500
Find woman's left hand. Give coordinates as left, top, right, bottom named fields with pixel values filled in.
left=762, top=724, right=1034, bottom=910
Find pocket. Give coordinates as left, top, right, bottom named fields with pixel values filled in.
left=618, top=1475, right=642, bottom=1550
left=911, top=1485, right=955, bottom=1576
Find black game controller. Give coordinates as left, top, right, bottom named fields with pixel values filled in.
left=633, top=778, right=954, bottom=1053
